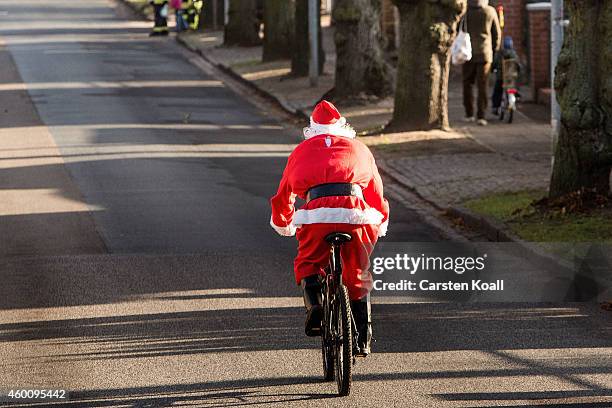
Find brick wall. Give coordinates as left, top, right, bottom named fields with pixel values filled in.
left=527, top=3, right=550, bottom=102
left=500, top=0, right=527, bottom=62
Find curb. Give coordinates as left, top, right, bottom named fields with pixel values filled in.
left=114, top=0, right=306, bottom=122
left=176, top=34, right=309, bottom=122
left=376, top=159, right=445, bottom=212
left=446, top=206, right=518, bottom=242
left=374, top=160, right=471, bottom=242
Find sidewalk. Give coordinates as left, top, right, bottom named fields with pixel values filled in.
left=178, top=28, right=552, bottom=211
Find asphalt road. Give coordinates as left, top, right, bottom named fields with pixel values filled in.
left=0, top=1, right=611, bottom=406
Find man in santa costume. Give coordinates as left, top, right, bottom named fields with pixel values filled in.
left=270, top=100, right=389, bottom=356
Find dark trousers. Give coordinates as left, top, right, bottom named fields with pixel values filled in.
left=492, top=79, right=503, bottom=109
left=462, top=61, right=491, bottom=119
left=175, top=10, right=188, bottom=32
left=153, top=4, right=168, bottom=33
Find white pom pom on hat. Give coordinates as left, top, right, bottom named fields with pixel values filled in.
left=303, top=100, right=356, bottom=139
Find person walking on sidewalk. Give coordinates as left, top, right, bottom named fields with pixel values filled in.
left=462, top=0, right=501, bottom=126
left=149, top=0, right=169, bottom=36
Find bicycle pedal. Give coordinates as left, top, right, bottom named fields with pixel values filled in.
left=353, top=344, right=370, bottom=358
left=305, top=325, right=321, bottom=337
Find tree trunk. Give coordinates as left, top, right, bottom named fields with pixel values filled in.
left=224, top=0, right=260, bottom=46
left=549, top=0, right=612, bottom=198
left=332, top=0, right=392, bottom=100
left=291, top=0, right=325, bottom=76
left=388, top=0, right=465, bottom=131
left=263, top=0, right=295, bottom=61
left=202, top=0, right=224, bottom=29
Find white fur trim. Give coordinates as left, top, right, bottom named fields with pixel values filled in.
left=377, top=220, right=389, bottom=237
left=270, top=216, right=296, bottom=237
left=303, top=116, right=356, bottom=139
left=294, top=207, right=384, bottom=226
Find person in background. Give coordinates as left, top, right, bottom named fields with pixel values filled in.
left=491, top=36, right=521, bottom=115
left=170, top=0, right=188, bottom=32
left=186, top=0, right=203, bottom=31
left=462, top=0, right=501, bottom=126
left=149, top=0, right=169, bottom=36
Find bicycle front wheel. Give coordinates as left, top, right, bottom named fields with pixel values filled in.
left=334, top=284, right=353, bottom=396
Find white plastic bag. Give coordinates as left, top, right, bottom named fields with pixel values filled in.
left=160, top=4, right=169, bottom=18
left=451, top=18, right=472, bottom=65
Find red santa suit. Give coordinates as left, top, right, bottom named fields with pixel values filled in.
left=270, top=101, right=389, bottom=301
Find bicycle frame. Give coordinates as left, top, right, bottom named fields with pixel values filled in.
left=506, top=88, right=517, bottom=110
left=328, top=241, right=343, bottom=286
left=500, top=87, right=518, bottom=123
left=322, top=243, right=341, bottom=348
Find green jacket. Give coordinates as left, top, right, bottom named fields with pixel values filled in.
left=465, top=1, right=501, bottom=64
left=492, top=49, right=521, bottom=86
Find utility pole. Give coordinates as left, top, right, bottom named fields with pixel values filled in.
left=224, top=0, right=229, bottom=25
left=550, top=0, right=564, bottom=158
left=212, top=0, right=218, bottom=29
left=308, top=0, right=319, bottom=86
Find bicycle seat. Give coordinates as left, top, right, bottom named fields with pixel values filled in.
left=325, top=232, right=352, bottom=245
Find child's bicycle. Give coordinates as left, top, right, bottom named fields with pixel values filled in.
left=320, top=232, right=363, bottom=396
left=499, top=87, right=519, bottom=123
left=498, top=58, right=520, bottom=123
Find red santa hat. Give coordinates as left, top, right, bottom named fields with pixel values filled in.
left=303, top=100, right=356, bottom=139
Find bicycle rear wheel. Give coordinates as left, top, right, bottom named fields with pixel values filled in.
left=321, top=283, right=334, bottom=381
left=334, top=284, right=353, bottom=396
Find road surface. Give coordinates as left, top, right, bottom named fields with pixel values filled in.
left=0, top=0, right=611, bottom=406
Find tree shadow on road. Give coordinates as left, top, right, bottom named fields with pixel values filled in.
left=0, top=307, right=310, bottom=361
left=434, top=389, right=612, bottom=403
left=374, top=302, right=612, bottom=353
left=0, top=303, right=610, bottom=361
left=458, top=402, right=612, bottom=408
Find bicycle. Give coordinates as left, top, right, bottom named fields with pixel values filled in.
left=498, top=58, right=520, bottom=124
left=499, top=86, right=519, bottom=123
left=320, top=232, right=361, bottom=396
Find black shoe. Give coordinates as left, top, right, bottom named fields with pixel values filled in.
left=351, top=296, right=372, bottom=356
left=305, top=305, right=323, bottom=337
left=301, top=275, right=323, bottom=337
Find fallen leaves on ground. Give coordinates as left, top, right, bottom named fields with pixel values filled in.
left=531, top=188, right=610, bottom=218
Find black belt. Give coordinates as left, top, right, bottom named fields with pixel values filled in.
left=306, top=183, right=363, bottom=202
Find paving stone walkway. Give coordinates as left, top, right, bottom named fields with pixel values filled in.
left=381, top=153, right=550, bottom=207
